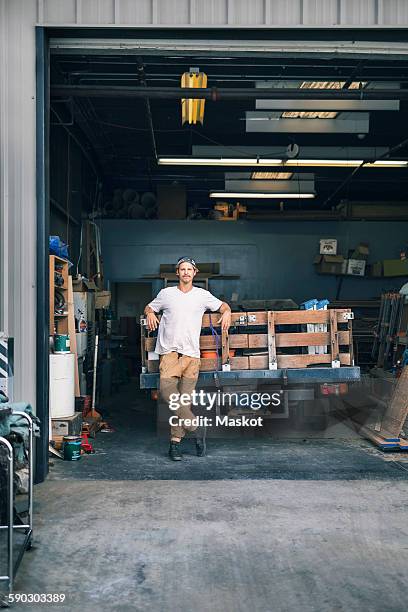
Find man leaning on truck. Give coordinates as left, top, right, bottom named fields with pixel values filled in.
left=144, top=256, right=231, bottom=461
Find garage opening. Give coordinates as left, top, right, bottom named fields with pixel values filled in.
left=45, top=29, right=408, bottom=479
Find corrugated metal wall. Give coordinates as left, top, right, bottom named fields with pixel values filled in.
left=36, top=0, right=408, bottom=26
left=0, top=0, right=37, bottom=407
left=0, top=0, right=407, bottom=410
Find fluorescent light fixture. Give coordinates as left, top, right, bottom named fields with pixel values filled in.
left=281, top=111, right=338, bottom=119
left=285, top=159, right=364, bottom=167
left=362, top=160, right=408, bottom=167
left=158, top=157, right=282, bottom=166
left=246, top=112, right=369, bottom=134
left=283, top=159, right=408, bottom=168
left=159, top=157, right=408, bottom=169
left=300, top=81, right=367, bottom=90
left=210, top=192, right=315, bottom=199
left=251, top=171, right=293, bottom=179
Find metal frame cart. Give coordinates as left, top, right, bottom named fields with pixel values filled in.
left=0, top=410, right=33, bottom=603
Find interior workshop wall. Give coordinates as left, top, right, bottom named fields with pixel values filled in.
left=100, top=220, right=408, bottom=305
left=49, top=125, right=99, bottom=269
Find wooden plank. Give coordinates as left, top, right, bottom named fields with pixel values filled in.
left=248, top=334, right=268, bottom=348
left=147, top=356, right=249, bottom=373
left=381, top=365, right=408, bottom=436
left=357, top=425, right=408, bottom=451
left=199, top=356, right=249, bottom=372
left=202, top=312, right=247, bottom=327
left=249, top=353, right=351, bottom=369
left=246, top=311, right=268, bottom=325
left=278, top=353, right=351, bottom=368
left=146, top=334, right=249, bottom=352
left=248, top=331, right=350, bottom=348
left=359, top=425, right=399, bottom=449
left=67, top=276, right=81, bottom=397
left=330, top=310, right=340, bottom=365
left=145, top=336, right=156, bottom=352
left=148, top=309, right=353, bottom=328
left=247, top=309, right=351, bottom=325
left=146, top=330, right=350, bottom=351
left=267, top=311, right=277, bottom=369
left=148, top=360, right=159, bottom=373
left=200, top=335, right=248, bottom=349
left=148, top=352, right=352, bottom=371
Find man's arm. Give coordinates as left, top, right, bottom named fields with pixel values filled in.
left=144, top=304, right=160, bottom=331
left=217, top=301, right=232, bottom=332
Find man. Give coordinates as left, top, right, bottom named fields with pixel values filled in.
left=144, top=257, right=231, bottom=461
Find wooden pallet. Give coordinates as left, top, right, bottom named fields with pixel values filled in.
left=359, top=425, right=408, bottom=451
left=141, top=309, right=354, bottom=373
left=360, top=365, right=408, bottom=451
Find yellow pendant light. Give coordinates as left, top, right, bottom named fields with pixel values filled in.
left=181, top=68, right=207, bottom=125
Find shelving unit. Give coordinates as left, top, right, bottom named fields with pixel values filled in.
left=49, top=255, right=69, bottom=335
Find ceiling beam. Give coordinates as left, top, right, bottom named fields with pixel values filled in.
left=51, top=85, right=408, bottom=100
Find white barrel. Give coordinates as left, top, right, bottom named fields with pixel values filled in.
left=49, top=353, right=75, bottom=418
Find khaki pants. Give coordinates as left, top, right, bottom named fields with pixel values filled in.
left=159, top=352, right=200, bottom=440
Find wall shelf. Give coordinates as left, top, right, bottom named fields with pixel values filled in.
left=49, top=255, right=69, bottom=335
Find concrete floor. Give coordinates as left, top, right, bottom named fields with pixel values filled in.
left=5, top=383, right=408, bottom=611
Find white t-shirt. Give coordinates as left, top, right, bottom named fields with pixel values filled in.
left=148, top=286, right=223, bottom=358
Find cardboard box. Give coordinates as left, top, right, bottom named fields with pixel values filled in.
left=350, top=243, right=369, bottom=260
left=51, top=412, right=82, bottom=438
left=314, top=255, right=345, bottom=275
left=319, top=238, right=338, bottom=255
left=72, top=277, right=97, bottom=292
left=383, top=259, right=408, bottom=277
left=95, top=290, right=111, bottom=309
left=157, top=184, right=186, bottom=219
left=346, top=259, right=366, bottom=276
left=369, top=261, right=383, bottom=277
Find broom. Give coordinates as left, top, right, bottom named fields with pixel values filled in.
left=89, top=332, right=102, bottom=419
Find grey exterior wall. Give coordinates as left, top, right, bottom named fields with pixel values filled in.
left=100, top=220, right=407, bottom=305
left=34, top=0, right=408, bottom=27
left=0, top=0, right=38, bottom=405
left=1, top=0, right=408, bottom=410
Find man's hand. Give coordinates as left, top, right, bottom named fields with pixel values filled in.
left=146, top=311, right=160, bottom=331
left=217, top=310, right=231, bottom=332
